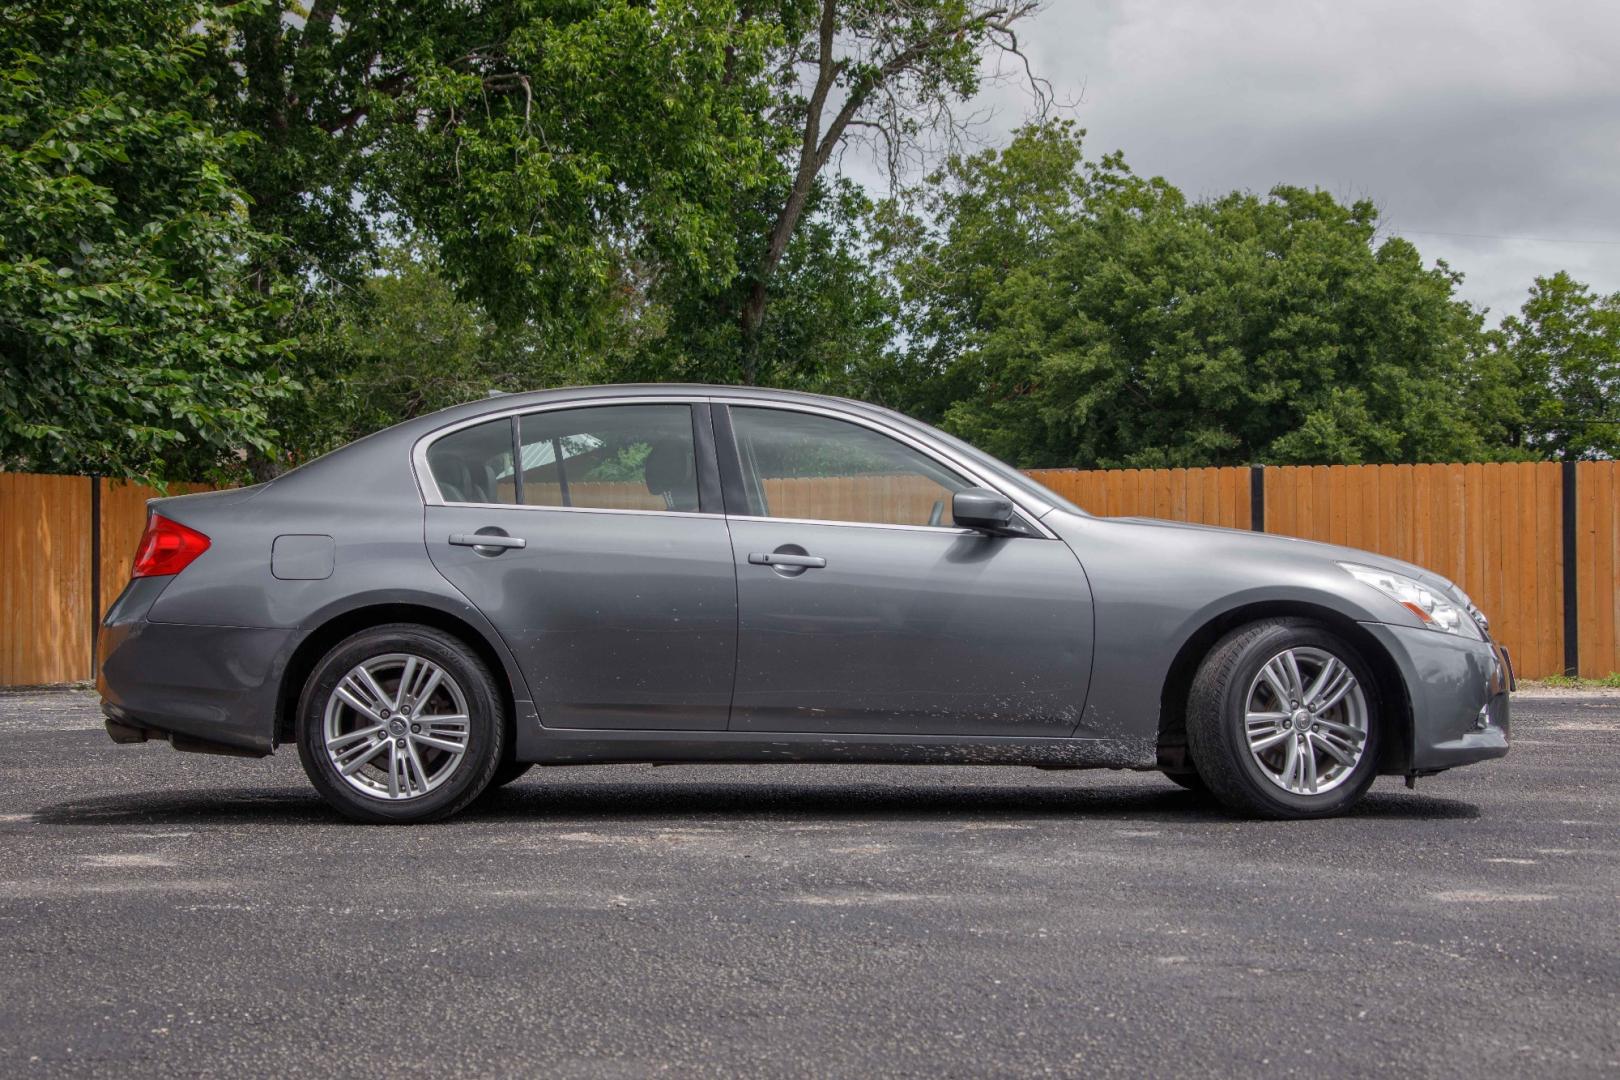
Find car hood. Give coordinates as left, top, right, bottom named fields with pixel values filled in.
left=1101, top=515, right=1458, bottom=593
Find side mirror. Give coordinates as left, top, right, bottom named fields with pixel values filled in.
left=952, top=487, right=1018, bottom=534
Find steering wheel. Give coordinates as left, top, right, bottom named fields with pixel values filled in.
left=927, top=499, right=945, bottom=527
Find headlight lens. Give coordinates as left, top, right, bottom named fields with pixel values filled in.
left=1339, top=563, right=1481, bottom=638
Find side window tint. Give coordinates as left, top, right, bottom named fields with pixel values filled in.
left=729, top=407, right=970, bottom=527
left=518, top=404, right=700, bottom=512
left=426, top=419, right=516, bottom=504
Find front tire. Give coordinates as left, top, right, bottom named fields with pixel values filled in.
left=1185, top=618, right=1380, bottom=819
left=296, top=624, right=505, bottom=823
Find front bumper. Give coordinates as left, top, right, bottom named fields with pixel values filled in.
left=98, top=579, right=290, bottom=756
left=1358, top=621, right=1511, bottom=774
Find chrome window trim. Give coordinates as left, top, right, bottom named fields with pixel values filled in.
left=410, top=392, right=1057, bottom=539
left=434, top=500, right=716, bottom=522
left=723, top=513, right=979, bottom=537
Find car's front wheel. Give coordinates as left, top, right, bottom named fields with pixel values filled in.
left=1185, top=618, right=1380, bottom=819
left=296, top=624, right=505, bottom=823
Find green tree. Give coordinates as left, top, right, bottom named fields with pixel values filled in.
left=1485, top=272, right=1620, bottom=459
left=282, top=245, right=628, bottom=460
left=184, top=1, right=787, bottom=474
left=729, top=0, right=1044, bottom=382
left=206, top=1, right=782, bottom=320
left=887, top=121, right=1501, bottom=468
left=0, top=0, right=294, bottom=481
left=628, top=176, right=898, bottom=391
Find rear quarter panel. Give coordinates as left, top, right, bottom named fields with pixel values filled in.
left=139, top=426, right=536, bottom=742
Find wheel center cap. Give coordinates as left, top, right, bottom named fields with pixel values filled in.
left=1291, top=709, right=1311, bottom=730
left=389, top=718, right=406, bottom=735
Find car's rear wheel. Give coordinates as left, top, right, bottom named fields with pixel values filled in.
left=296, top=624, right=505, bottom=823
left=1162, top=769, right=1209, bottom=795
left=1185, top=618, right=1380, bottom=819
left=490, top=759, right=533, bottom=788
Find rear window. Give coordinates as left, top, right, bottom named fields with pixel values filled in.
left=425, top=419, right=516, bottom=504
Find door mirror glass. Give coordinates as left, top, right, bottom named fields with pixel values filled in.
left=952, top=487, right=1016, bottom=533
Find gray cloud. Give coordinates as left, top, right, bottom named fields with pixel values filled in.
left=845, top=0, right=1620, bottom=319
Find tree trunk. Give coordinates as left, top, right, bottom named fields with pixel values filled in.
left=246, top=447, right=282, bottom=484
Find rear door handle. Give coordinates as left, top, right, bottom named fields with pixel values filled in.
left=450, top=532, right=526, bottom=550
left=748, top=552, right=825, bottom=568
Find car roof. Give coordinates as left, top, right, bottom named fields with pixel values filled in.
left=413, top=383, right=902, bottom=430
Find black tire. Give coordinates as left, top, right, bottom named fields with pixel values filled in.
left=296, top=623, right=506, bottom=824
left=490, top=759, right=534, bottom=788
left=1163, top=769, right=1209, bottom=795
left=1185, top=618, right=1381, bottom=819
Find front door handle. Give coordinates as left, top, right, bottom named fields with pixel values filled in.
left=450, top=532, right=526, bottom=551
left=748, top=552, right=825, bottom=568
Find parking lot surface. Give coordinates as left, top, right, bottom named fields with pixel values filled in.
left=1, top=688, right=1616, bottom=1078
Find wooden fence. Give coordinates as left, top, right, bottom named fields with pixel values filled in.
left=2, top=462, right=1617, bottom=685
left=0, top=475, right=212, bottom=686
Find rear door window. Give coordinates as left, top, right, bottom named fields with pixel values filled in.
left=516, top=404, right=701, bottom=512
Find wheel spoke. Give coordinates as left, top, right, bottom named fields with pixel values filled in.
left=1280, top=733, right=1299, bottom=789
left=1299, top=734, right=1318, bottom=792
left=1281, top=650, right=1307, bottom=700
left=1249, top=729, right=1291, bottom=752
left=335, top=675, right=388, bottom=720
left=412, top=732, right=466, bottom=754
left=1313, top=671, right=1358, bottom=713
left=327, top=723, right=386, bottom=751
left=386, top=741, right=402, bottom=797
left=404, top=740, right=431, bottom=794
left=356, top=666, right=394, bottom=715
left=1311, top=730, right=1356, bottom=767
left=1303, top=658, right=1342, bottom=707
left=407, top=668, right=445, bottom=718
left=1314, top=717, right=1366, bottom=743
left=393, top=657, right=418, bottom=711
left=338, top=736, right=389, bottom=775
left=1260, top=661, right=1293, bottom=707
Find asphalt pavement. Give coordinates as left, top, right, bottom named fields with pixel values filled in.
left=1, top=688, right=1616, bottom=1078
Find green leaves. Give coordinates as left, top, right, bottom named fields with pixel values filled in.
left=1487, top=273, right=1620, bottom=460
left=0, top=1, right=294, bottom=482
left=884, top=120, right=1507, bottom=468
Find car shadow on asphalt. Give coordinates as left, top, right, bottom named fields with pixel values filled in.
left=28, top=780, right=1480, bottom=827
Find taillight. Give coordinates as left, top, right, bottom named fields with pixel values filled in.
left=131, top=514, right=211, bottom=578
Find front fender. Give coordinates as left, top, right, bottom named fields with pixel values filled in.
left=1046, top=511, right=1408, bottom=745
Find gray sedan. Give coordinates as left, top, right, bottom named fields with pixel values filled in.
left=98, top=386, right=1511, bottom=822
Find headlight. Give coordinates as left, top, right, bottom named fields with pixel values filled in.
left=1339, top=563, right=1481, bottom=638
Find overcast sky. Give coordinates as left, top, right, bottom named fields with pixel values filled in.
left=844, top=0, right=1620, bottom=321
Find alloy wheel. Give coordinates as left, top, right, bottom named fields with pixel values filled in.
left=1243, top=646, right=1369, bottom=796
left=322, top=653, right=471, bottom=801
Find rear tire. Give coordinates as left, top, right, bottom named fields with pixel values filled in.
left=490, top=759, right=533, bottom=788
left=296, top=623, right=505, bottom=824
left=1185, top=618, right=1380, bottom=819
left=1163, top=769, right=1209, bottom=795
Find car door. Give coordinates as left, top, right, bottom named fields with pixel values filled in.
left=420, top=400, right=737, bottom=731
left=717, top=403, right=1094, bottom=738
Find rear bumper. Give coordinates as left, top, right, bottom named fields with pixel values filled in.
left=97, top=580, right=290, bottom=756
left=1358, top=622, right=1511, bottom=773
